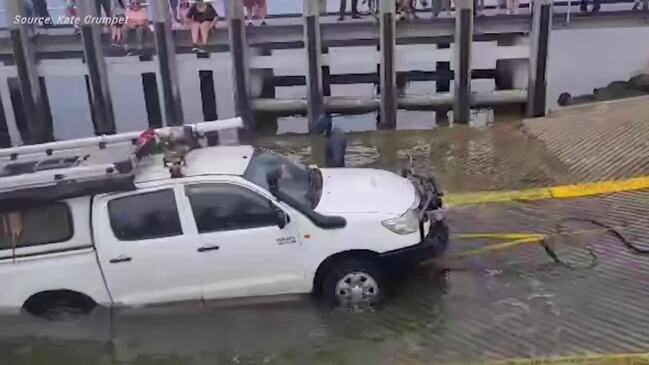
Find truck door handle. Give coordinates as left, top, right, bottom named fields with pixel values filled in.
left=109, top=255, right=132, bottom=264
left=198, top=245, right=220, bottom=253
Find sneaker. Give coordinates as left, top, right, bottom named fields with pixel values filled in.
left=192, top=46, right=200, bottom=52
left=197, top=45, right=207, bottom=53
left=351, top=13, right=361, bottom=19
left=337, top=14, right=345, bottom=21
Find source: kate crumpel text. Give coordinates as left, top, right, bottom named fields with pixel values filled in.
left=13, top=15, right=126, bottom=26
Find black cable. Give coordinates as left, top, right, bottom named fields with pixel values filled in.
left=540, top=236, right=599, bottom=270
left=438, top=217, right=640, bottom=272
left=539, top=216, right=649, bottom=270
left=559, top=217, right=649, bottom=255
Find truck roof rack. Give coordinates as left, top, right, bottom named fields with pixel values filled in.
left=0, top=118, right=243, bottom=206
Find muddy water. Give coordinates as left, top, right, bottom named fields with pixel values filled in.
left=0, top=122, right=594, bottom=365
left=1, top=276, right=449, bottom=365
left=258, top=121, right=575, bottom=193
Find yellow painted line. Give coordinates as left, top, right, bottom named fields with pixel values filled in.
left=446, top=188, right=552, bottom=206
left=550, top=175, right=649, bottom=199
left=457, top=352, right=649, bottom=365
left=401, top=351, right=649, bottom=365
left=446, top=175, right=649, bottom=206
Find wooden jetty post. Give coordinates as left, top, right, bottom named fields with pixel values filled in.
left=453, top=0, right=473, bottom=124
left=227, top=0, right=254, bottom=130
left=303, top=0, right=324, bottom=131
left=527, top=0, right=552, bottom=118
left=5, top=0, right=52, bottom=143
left=150, top=0, right=184, bottom=126
left=379, top=0, right=397, bottom=129
left=78, top=0, right=115, bottom=135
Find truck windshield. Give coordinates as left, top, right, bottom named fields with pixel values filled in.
left=243, top=149, right=322, bottom=209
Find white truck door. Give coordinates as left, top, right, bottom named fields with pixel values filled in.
left=181, top=183, right=307, bottom=300
left=94, top=186, right=204, bottom=307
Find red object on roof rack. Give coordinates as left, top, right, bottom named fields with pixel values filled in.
left=134, top=128, right=158, bottom=160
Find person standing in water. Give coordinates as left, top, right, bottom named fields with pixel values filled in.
left=313, top=114, right=347, bottom=168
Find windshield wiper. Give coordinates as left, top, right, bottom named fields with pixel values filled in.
left=307, top=167, right=323, bottom=208
left=310, top=168, right=322, bottom=191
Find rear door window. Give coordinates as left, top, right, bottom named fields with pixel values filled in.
left=108, top=189, right=183, bottom=241
left=0, top=203, right=73, bottom=249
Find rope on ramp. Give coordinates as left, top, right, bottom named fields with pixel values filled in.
left=421, top=218, right=648, bottom=270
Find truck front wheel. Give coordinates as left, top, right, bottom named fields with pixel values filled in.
left=322, top=259, right=387, bottom=306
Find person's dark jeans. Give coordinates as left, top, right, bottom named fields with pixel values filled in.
left=339, top=0, right=359, bottom=15
left=96, top=0, right=111, bottom=17
left=32, top=0, right=50, bottom=18
left=169, top=0, right=179, bottom=18
left=580, top=0, right=601, bottom=11
left=32, top=0, right=53, bottom=28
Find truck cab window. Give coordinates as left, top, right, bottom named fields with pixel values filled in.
left=0, top=203, right=72, bottom=249
left=186, top=184, right=277, bottom=233
left=108, top=189, right=182, bottom=241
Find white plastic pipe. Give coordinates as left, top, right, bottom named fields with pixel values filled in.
left=0, top=118, right=244, bottom=159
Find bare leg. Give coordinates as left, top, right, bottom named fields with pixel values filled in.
left=191, top=21, right=200, bottom=45
left=257, top=0, right=268, bottom=23
left=199, top=21, right=211, bottom=45
left=135, top=26, right=144, bottom=50
left=123, top=25, right=132, bottom=49
left=245, top=6, right=255, bottom=23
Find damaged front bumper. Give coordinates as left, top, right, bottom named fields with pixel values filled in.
left=380, top=170, right=449, bottom=269
left=380, top=221, right=449, bottom=269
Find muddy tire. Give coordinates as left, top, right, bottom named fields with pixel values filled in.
left=322, top=258, right=387, bottom=306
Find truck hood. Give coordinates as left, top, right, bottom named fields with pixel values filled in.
left=315, top=168, right=416, bottom=215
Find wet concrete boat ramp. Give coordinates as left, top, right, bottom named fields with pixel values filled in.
left=3, top=97, right=649, bottom=365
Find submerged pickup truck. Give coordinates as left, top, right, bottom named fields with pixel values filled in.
left=0, top=121, right=448, bottom=316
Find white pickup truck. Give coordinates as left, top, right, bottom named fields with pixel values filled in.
left=0, top=120, right=448, bottom=316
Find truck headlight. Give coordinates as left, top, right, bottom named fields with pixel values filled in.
left=381, top=209, right=419, bottom=235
